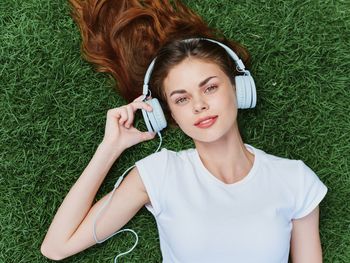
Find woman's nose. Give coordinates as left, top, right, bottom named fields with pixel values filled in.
left=193, top=98, right=209, bottom=113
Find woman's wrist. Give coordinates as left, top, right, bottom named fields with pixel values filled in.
left=98, top=140, right=125, bottom=160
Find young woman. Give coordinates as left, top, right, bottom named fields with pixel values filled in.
left=41, top=0, right=327, bottom=262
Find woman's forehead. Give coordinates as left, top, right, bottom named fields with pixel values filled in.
left=163, top=58, right=226, bottom=91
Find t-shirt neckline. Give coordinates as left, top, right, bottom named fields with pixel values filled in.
left=193, top=143, right=260, bottom=188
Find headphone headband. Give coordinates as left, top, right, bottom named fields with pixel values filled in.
left=142, top=38, right=249, bottom=96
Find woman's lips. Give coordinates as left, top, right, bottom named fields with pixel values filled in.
left=194, top=116, right=218, bottom=128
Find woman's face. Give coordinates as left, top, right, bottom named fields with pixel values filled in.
left=163, top=57, right=238, bottom=143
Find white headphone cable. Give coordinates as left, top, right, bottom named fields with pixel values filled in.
left=92, top=131, right=163, bottom=262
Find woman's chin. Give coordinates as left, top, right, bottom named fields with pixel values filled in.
left=185, top=121, right=238, bottom=145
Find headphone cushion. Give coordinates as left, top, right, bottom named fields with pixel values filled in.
left=141, top=105, right=153, bottom=132
left=142, top=98, right=167, bottom=132
left=235, top=76, right=245, bottom=109
left=248, top=75, right=257, bottom=108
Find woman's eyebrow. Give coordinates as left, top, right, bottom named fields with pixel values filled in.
left=199, top=76, right=217, bottom=87
left=169, top=76, right=217, bottom=97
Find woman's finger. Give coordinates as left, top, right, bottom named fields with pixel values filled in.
left=125, top=104, right=134, bottom=128
left=133, top=95, right=146, bottom=102
left=118, top=107, right=129, bottom=125
left=139, top=131, right=157, bottom=141
left=130, top=101, right=153, bottom=112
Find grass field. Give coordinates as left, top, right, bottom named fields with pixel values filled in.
left=1, top=0, right=349, bottom=262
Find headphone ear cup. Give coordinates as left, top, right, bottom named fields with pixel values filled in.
left=141, top=98, right=167, bottom=133
left=235, top=75, right=257, bottom=109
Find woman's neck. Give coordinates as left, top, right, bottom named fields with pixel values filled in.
left=194, top=124, right=255, bottom=184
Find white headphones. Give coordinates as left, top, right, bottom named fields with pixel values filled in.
left=141, top=38, right=257, bottom=133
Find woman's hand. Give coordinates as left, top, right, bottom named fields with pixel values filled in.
left=101, top=95, right=156, bottom=151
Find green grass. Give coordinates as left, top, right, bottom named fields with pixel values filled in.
left=1, top=0, right=349, bottom=262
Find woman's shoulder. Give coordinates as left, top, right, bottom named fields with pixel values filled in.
left=136, top=147, right=195, bottom=165
left=256, top=145, right=305, bottom=170
left=255, top=145, right=323, bottom=187
left=252, top=145, right=320, bottom=186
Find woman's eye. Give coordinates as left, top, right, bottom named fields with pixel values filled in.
left=175, top=97, right=188, bottom=104
left=205, top=85, right=218, bottom=93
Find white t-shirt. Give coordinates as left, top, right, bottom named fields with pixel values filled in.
left=135, top=144, right=327, bottom=263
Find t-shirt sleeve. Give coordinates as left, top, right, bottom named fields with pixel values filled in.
left=135, top=148, right=168, bottom=217
left=292, top=160, right=328, bottom=219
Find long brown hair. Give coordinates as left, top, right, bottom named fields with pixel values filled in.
left=69, top=0, right=251, bottom=124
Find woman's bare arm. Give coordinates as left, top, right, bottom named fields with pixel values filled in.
left=40, top=143, right=149, bottom=260
left=41, top=99, right=155, bottom=260
left=290, top=206, right=323, bottom=263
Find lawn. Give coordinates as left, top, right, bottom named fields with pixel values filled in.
left=1, top=0, right=349, bottom=262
